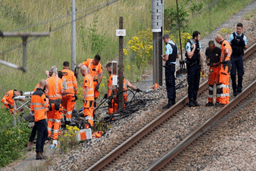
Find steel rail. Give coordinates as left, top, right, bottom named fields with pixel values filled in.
left=146, top=43, right=256, bottom=171
left=147, top=72, right=256, bottom=171
left=85, top=43, right=256, bottom=171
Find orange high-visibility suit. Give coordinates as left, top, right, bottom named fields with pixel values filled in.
left=83, top=74, right=94, bottom=127
left=82, top=59, right=103, bottom=103
left=61, top=69, right=77, bottom=122
left=217, top=40, right=232, bottom=104
left=1, top=90, right=15, bottom=114
left=31, top=89, right=49, bottom=122
left=107, top=74, right=128, bottom=114
left=46, top=76, right=63, bottom=140
left=30, top=88, right=49, bottom=153
left=208, top=67, right=220, bottom=103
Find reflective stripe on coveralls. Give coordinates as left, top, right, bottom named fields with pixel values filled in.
left=219, top=40, right=232, bottom=104
left=83, top=74, right=94, bottom=126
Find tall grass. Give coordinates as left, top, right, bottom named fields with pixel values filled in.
left=0, top=0, right=151, bottom=108
left=185, top=0, right=253, bottom=38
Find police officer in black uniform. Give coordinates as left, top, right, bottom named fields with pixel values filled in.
left=228, top=23, right=248, bottom=96
left=185, top=31, right=204, bottom=107
left=162, top=34, right=179, bottom=109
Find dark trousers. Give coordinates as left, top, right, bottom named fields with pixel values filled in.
left=31, top=119, right=48, bottom=153
left=165, top=65, right=176, bottom=102
left=187, top=64, right=201, bottom=99
left=29, top=124, right=37, bottom=142
left=231, top=55, right=244, bottom=93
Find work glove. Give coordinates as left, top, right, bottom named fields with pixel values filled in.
left=135, top=88, right=141, bottom=92
left=72, top=95, right=78, bottom=102
left=95, top=83, right=100, bottom=90
left=8, top=104, right=13, bottom=109
left=103, top=93, right=107, bottom=99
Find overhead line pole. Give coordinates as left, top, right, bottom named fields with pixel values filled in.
left=71, top=0, right=77, bottom=110
left=152, top=0, right=163, bottom=86
left=0, top=31, right=49, bottom=72
left=71, top=0, right=76, bottom=71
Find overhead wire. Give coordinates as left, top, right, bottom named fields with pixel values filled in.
left=9, top=0, right=114, bottom=32
left=0, top=0, right=118, bottom=57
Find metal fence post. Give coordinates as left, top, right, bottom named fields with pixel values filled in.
left=14, top=100, right=17, bottom=126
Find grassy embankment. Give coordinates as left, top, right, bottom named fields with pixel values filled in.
left=164, top=0, right=253, bottom=46
left=0, top=0, right=152, bottom=108
left=0, top=0, right=254, bottom=109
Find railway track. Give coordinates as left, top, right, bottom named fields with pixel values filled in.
left=84, top=43, right=256, bottom=171
left=147, top=77, right=256, bottom=170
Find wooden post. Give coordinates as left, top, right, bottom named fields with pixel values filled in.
left=118, top=16, right=124, bottom=109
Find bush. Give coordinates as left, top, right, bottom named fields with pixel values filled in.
left=59, top=125, right=80, bottom=153
left=218, top=28, right=232, bottom=39
left=0, top=109, right=30, bottom=167
left=190, top=1, right=204, bottom=15
left=164, top=4, right=189, bottom=32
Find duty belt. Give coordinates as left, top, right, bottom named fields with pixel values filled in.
left=49, top=99, right=62, bottom=104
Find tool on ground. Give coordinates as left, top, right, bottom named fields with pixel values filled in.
left=76, top=128, right=92, bottom=141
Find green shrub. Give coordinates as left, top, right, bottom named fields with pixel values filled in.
left=190, top=1, right=204, bottom=15
left=59, top=125, right=80, bottom=153
left=164, top=4, right=189, bottom=32
left=0, top=109, right=31, bottom=167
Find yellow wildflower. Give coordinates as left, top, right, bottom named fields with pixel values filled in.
left=123, top=49, right=128, bottom=55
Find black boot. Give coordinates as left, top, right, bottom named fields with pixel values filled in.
left=36, top=152, right=48, bottom=160
left=206, top=102, right=214, bottom=106
left=162, top=100, right=174, bottom=109
left=188, top=98, right=195, bottom=107
left=231, top=75, right=237, bottom=96
left=36, top=153, right=42, bottom=160
left=237, top=76, right=243, bottom=94
left=193, top=97, right=200, bottom=106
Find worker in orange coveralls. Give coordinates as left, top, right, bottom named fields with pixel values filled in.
left=30, top=79, right=49, bottom=160
left=78, top=55, right=103, bottom=108
left=80, top=65, right=94, bottom=128
left=61, top=61, right=78, bottom=124
left=215, top=34, right=232, bottom=105
left=205, top=40, right=221, bottom=106
left=1, top=89, right=23, bottom=114
left=107, top=72, right=139, bottom=114
left=46, top=66, right=64, bottom=147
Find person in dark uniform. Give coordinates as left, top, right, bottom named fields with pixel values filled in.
left=185, top=31, right=204, bottom=107
left=205, top=40, right=221, bottom=106
left=228, top=23, right=248, bottom=96
left=162, top=34, right=179, bottom=109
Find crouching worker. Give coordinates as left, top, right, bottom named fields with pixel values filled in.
left=1, top=89, right=23, bottom=114
left=30, top=79, right=49, bottom=160
left=80, top=65, right=94, bottom=128
left=107, top=72, right=140, bottom=114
